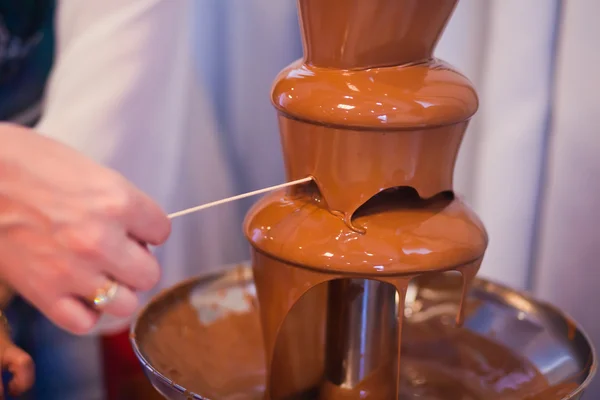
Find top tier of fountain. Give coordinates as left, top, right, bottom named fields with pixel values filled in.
left=271, top=0, right=478, bottom=219
left=299, top=0, right=458, bottom=69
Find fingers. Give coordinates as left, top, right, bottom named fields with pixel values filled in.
left=45, top=297, right=99, bottom=335
left=99, top=284, right=138, bottom=318
left=57, top=216, right=161, bottom=293
left=17, top=235, right=155, bottom=335
left=7, top=181, right=167, bottom=336
left=2, top=346, right=35, bottom=396
left=43, top=283, right=138, bottom=336
left=121, top=185, right=171, bottom=246
left=13, top=272, right=96, bottom=336
left=107, top=240, right=160, bottom=292
left=88, top=173, right=170, bottom=246
left=49, top=262, right=139, bottom=335
left=66, top=268, right=139, bottom=318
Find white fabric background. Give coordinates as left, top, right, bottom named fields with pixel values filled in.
left=185, top=0, right=600, bottom=396
left=32, top=0, right=600, bottom=398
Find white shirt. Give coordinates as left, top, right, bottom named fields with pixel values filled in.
left=36, top=0, right=249, bottom=334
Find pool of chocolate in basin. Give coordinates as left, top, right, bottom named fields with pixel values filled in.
left=137, top=285, right=576, bottom=400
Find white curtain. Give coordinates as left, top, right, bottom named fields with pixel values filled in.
left=182, top=0, right=600, bottom=396
left=445, top=3, right=600, bottom=397
left=39, top=0, right=598, bottom=398
left=37, top=1, right=600, bottom=398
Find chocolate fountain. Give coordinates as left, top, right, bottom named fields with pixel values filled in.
left=131, top=0, right=596, bottom=399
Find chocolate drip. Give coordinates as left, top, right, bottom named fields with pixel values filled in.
left=244, top=0, right=491, bottom=398
left=135, top=1, right=590, bottom=398
left=139, top=279, right=567, bottom=400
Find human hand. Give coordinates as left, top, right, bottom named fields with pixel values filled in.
left=0, top=123, right=171, bottom=334
left=0, top=287, right=33, bottom=396
left=0, top=330, right=34, bottom=398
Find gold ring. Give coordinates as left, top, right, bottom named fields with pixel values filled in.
left=88, top=281, right=119, bottom=310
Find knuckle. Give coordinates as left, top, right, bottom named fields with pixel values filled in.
left=40, top=260, right=73, bottom=289
left=15, top=352, right=34, bottom=369
left=111, top=289, right=139, bottom=317
left=156, top=218, right=172, bottom=243
left=137, top=259, right=161, bottom=291
left=101, top=190, right=132, bottom=219
left=64, top=225, right=108, bottom=259
left=137, top=270, right=159, bottom=291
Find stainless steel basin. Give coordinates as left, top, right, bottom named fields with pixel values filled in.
left=130, top=262, right=596, bottom=399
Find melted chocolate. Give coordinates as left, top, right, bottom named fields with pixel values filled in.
left=140, top=290, right=569, bottom=400
left=140, top=0, right=583, bottom=398
left=244, top=0, right=489, bottom=398
left=138, top=284, right=265, bottom=399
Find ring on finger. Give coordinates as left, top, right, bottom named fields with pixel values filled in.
left=86, top=280, right=119, bottom=311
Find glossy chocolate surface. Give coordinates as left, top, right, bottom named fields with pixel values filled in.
left=133, top=0, right=595, bottom=398
left=132, top=266, right=595, bottom=399
left=245, top=0, right=489, bottom=398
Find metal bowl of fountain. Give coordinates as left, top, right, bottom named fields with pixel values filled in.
left=130, top=262, right=596, bottom=400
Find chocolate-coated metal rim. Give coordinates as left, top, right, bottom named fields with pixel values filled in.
left=129, top=262, right=596, bottom=400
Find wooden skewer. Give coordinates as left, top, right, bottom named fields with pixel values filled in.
left=167, top=176, right=313, bottom=220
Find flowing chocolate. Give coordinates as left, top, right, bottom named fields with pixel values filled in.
left=140, top=287, right=568, bottom=400
left=244, top=0, right=490, bottom=398
left=138, top=1, right=585, bottom=399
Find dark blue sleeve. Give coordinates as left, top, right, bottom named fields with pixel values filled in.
left=0, top=0, right=55, bottom=123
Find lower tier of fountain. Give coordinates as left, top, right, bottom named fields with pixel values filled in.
left=130, top=263, right=596, bottom=400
